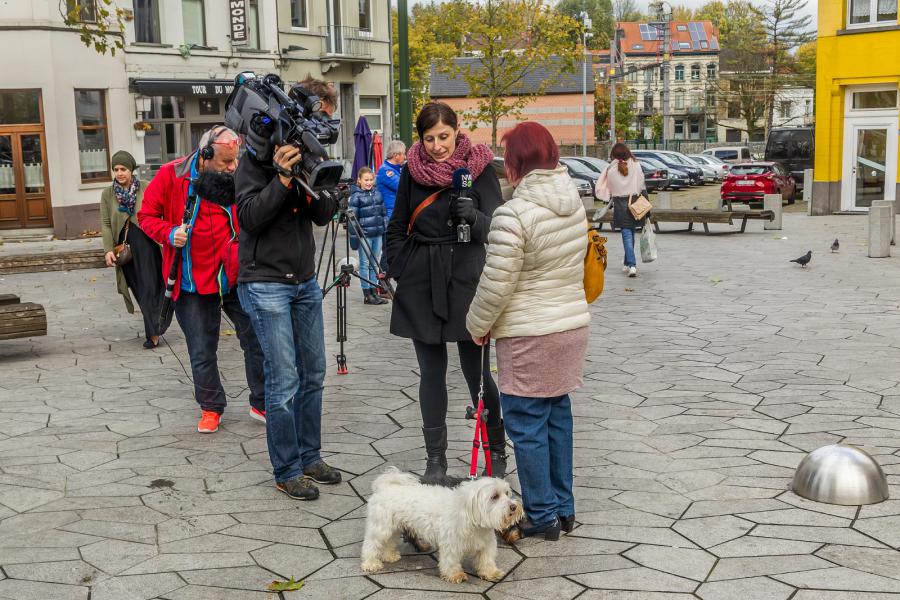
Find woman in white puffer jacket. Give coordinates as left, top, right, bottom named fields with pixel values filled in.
left=466, top=122, right=589, bottom=541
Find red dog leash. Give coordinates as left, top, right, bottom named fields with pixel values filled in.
left=466, top=342, right=492, bottom=478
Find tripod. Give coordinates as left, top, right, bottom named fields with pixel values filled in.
left=317, top=195, right=394, bottom=374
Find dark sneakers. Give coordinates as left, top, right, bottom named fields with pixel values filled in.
left=276, top=477, right=319, bottom=501
left=303, top=461, right=342, bottom=485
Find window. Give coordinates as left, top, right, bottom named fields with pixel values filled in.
left=676, top=24, right=687, bottom=31
left=779, top=100, right=793, bottom=118
left=700, top=40, right=709, bottom=49
left=74, top=90, right=110, bottom=182
left=133, top=0, right=160, bottom=43
left=690, top=120, right=700, bottom=138
left=707, top=63, right=716, bottom=79
left=679, top=42, right=691, bottom=49
left=0, top=90, right=41, bottom=124
left=359, top=0, right=372, bottom=32
left=182, top=0, right=205, bottom=46
left=143, top=96, right=186, bottom=166
left=66, top=0, right=96, bottom=23
left=727, top=101, right=741, bottom=119
left=674, top=64, right=684, bottom=81
left=849, top=0, right=898, bottom=26
left=291, top=0, right=307, bottom=28
left=247, top=0, right=260, bottom=49
left=632, top=43, right=644, bottom=49
left=724, top=130, right=741, bottom=143
left=852, top=90, right=898, bottom=109
left=628, top=69, right=638, bottom=82
left=360, top=96, right=383, bottom=132
left=198, top=98, right=220, bottom=115
left=674, top=119, right=685, bottom=138
left=643, top=92, right=654, bottom=110
left=706, top=89, right=716, bottom=107
left=691, top=64, right=701, bottom=80
left=805, top=99, right=812, bottom=114
left=644, top=68, right=654, bottom=84
left=674, top=91, right=684, bottom=109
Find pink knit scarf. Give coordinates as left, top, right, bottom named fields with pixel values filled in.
left=405, top=132, right=494, bottom=188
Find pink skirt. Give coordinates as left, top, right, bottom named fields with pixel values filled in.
left=495, top=326, right=589, bottom=397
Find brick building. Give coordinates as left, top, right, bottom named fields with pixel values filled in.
left=429, top=58, right=595, bottom=147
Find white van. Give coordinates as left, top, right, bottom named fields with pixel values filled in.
left=701, top=147, right=752, bottom=163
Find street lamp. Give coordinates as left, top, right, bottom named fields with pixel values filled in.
left=580, top=11, right=592, bottom=156
left=648, top=0, right=672, bottom=148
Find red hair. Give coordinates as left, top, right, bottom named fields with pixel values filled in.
left=501, top=122, right=559, bottom=183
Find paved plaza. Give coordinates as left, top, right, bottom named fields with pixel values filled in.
left=3, top=212, right=900, bottom=599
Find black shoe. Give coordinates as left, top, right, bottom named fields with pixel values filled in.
left=518, top=517, right=561, bottom=541
left=143, top=337, right=158, bottom=349
left=421, top=426, right=461, bottom=486
left=560, top=514, right=576, bottom=533
left=276, top=477, right=319, bottom=500
left=303, top=461, right=342, bottom=485
left=364, top=290, right=386, bottom=305
left=484, top=422, right=508, bottom=478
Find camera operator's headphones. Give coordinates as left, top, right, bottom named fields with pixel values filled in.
left=199, top=125, right=230, bottom=161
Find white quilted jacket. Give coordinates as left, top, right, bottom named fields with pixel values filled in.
left=466, top=165, right=590, bottom=339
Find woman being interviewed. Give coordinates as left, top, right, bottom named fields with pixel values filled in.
left=385, top=102, right=505, bottom=485
left=467, top=122, right=590, bottom=540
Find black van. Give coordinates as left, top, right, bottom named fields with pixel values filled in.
left=765, top=127, right=814, bottom=189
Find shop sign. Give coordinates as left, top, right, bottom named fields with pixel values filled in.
left=230, top=0, right=248, bottom=46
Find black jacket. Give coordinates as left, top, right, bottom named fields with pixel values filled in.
left=386, top=167, right=502, bottom=344
left=234, top=154, right=336, bottom=284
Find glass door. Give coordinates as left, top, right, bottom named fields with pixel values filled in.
left=326, top=0, right=343, bottom=55
left=851, top=127, right=887, bottom=209
left=0, top=135, right=16, bottom=228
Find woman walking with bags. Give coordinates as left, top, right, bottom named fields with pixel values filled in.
left=99, top=151, right=164, bottom=348
left=467, top=122, right=590, bottom=540
left=595, top=143, right=648, bottom=277
left=385, top=102, right=506, bottom=485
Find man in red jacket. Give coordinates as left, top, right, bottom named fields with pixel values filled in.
left=138, top=125, right=266, bottom=433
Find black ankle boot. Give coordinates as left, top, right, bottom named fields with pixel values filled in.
left=484, top=421, right=508, bottom=478
left=421, top=426, right=459, bottom=486
left=364, top=290, right=386, bottom=305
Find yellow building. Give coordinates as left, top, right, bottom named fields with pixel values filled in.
left=812, top=0, right=899, bottom=214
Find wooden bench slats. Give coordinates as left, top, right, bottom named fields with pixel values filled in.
left=0, top=302, right=47, bottom=340
left=588, top=208, right=774, bottom=234
left=0, top=294, right=20, bottom=306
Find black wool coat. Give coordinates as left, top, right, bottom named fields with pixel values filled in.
left=385, top=167, right=502, bottom=344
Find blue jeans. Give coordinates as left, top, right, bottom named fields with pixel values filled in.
left=500, top=393, right=574, bottom=526
left=357, top=235, right=382, bottom=290
left=238, top=278, right=326, bottom=483
left=174, top=290, right=265, bottom=414
left=621, top=227, right=637, bottom=267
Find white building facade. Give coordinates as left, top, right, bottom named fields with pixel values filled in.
left=0, top=0, right=392, bottom=239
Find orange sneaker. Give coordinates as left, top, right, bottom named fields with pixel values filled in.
left=197, top=410, right=220, bottom=433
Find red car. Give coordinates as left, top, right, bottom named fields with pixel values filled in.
left=720, top=161, right=796, bottom=206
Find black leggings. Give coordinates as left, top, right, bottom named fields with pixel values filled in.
left=413, top=339, right=501, bottom=429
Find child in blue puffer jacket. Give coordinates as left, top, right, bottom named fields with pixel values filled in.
left=349, top=167, right=388, bottom=305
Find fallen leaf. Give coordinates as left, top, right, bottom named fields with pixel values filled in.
left=221, top=329, right=236, bottom=336
left=267, top=577, right=304, bottom=592
left=90, top=278, right=97, bottom=283
left=490, top=364, right=498, bottom=373
left=624, top=287, right=635, bottom=292
left=710, top=277, right=722, bottom=284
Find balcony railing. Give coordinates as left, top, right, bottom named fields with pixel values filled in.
left=320, top=26, right=372, bottom=60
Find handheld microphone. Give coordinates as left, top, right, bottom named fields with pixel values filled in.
left=451, top=167, right=473, bottom=243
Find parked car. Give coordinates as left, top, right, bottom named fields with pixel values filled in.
left=764, top=126, right=814, bottom=189
left=638, top=157, right=688, bottom=190
left=702, top=146, right=753, bottom=163
left=632, top=150, right=703, bottom=186
left=566, top=156, right=611, bottom=175
left=687, top=154, right=729, bottom=181
left=557, top=157, right=597, bottom=207
left=720, top=161, right=797, bottom=206
left=656, top=150, right=716, bottom=184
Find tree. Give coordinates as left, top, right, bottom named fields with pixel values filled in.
left=613, top=0, right=644, bottom=21
left=792, top=40, right=816, bottom=81
left=555, top=0, right=615, bottom=49
left=59, top=0, right=127, bottom=56
left=760, top=0, right=813, bottom=132
left=670, top=4, right=696, bottom=21
left=595, top=82, right=638, bottom=140
left=436, top=0, right=581, bottom=148
left=391, top=5, right=463, bottom=118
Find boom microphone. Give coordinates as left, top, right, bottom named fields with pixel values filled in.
left=451, top=167, right=472, bottom=243
left=194, top=170, right=236, bottom=206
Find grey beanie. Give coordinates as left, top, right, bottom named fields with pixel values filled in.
left=111, top=150, right=137, bottom=172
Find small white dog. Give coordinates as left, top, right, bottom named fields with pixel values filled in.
left=361, top=467, right=523, bottom=583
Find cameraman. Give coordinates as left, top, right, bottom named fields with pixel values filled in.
left=234, top=77, right=341, bottom=501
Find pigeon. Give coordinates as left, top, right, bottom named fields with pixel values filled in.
left=831, top=238, right=840, bottom=253
left=790, top=251, right=812, bottom=267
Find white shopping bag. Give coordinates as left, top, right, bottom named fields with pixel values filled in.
left=640, top=224, right=657, bottom=263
